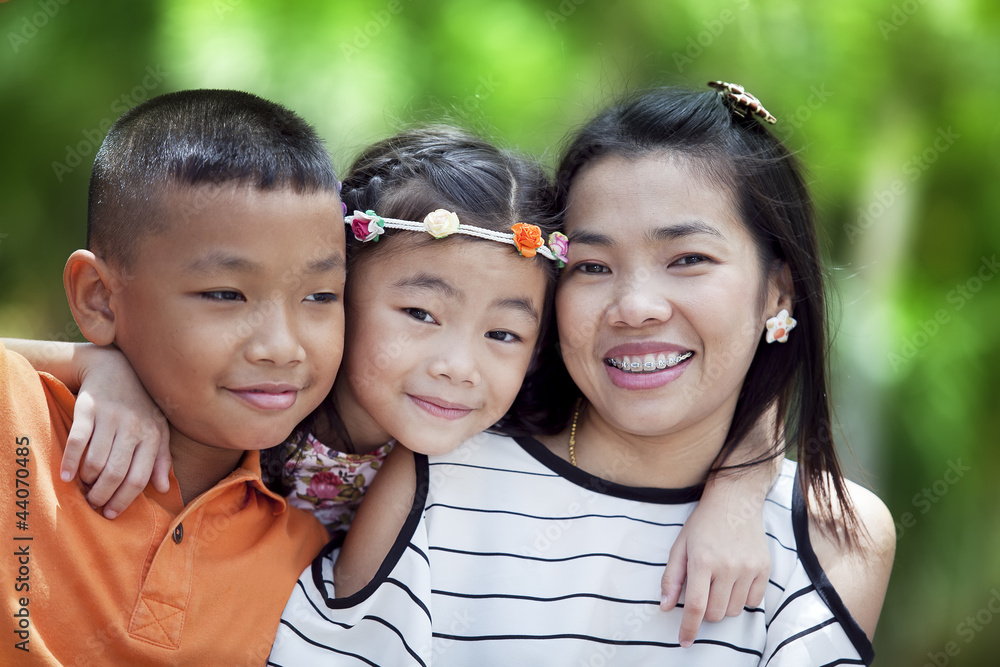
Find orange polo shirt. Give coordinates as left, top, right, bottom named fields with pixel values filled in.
left=0, top=343, right=328, bottom=665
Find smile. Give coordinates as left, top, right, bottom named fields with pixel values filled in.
left=408, top=394, right=474, bottom=421
left=228, top=383, right=301, bottom=410
left=604, top=351, right=693, bottom=374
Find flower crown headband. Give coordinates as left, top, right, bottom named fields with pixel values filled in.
left=345, top=208, right=569, bottom=267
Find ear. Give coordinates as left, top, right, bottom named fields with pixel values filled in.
left=63, top=250, right=120, bottom=346
left=766, top=260, right=795, bottom=319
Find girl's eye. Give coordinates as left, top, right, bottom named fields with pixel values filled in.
left=202, top=290, right=245, bottom=302
left=485, top=330, right=520, bottom=343
left=575, top=262, right=610, bottom=274
left=673, top=254, right=710, bottom=266
left=403, top=308, right=437, bottom=324
left=305, top=292, right=339, bottom=303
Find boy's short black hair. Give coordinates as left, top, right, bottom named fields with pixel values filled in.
left=87, top=89, right=338, bottom=268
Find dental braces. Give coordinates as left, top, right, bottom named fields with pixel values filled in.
left=605, top=351, right=693, bottom=372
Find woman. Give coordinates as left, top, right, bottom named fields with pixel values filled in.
left=272, top=82, right=896, bottom=666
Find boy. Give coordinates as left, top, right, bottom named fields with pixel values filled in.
left=1, top=90, right=345, bottom=664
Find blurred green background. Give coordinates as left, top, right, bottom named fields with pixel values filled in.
left=1, top=0, right=998, bottom=664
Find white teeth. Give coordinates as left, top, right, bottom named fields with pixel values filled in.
left=606, top=351, right=693, bottom=373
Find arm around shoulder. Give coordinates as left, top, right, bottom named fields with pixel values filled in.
left=333, top=444, right=417, bottom=598
left=809, top=479, right=896, bottom=640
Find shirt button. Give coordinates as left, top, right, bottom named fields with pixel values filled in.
left=173, top=523, right=184, bottom=544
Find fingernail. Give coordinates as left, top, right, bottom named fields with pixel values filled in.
left=104, top=509, right=118, bottom=520
left=60, top=470, right=71, bottom=482
left=680, top=639, right=693, bottom=649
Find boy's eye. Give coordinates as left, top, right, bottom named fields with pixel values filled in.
left=403, top=308, right=437, bottom=324
left=673, top=254, right=710, bottom=266
left=202, top=290, right=245, bottom=302
left=485, top=330, right=520, bottom=343
left=305, top=292, right=339, bottom=303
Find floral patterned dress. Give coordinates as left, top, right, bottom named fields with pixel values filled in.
left=281, top=433, right=394, bottom=538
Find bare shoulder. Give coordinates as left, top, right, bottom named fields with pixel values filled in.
left=333, top=445, right=416, bottom=598
left=808, top=477, right=895, bottom=640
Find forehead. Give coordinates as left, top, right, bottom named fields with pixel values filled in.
left=136, top=185, right=345, bottom=270
left=566, top=154, right=742, bottom=237
left=358, top=236, right=549, bottom=306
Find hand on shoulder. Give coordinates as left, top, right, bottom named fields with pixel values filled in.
left=808, top=477, right=895, bottom=640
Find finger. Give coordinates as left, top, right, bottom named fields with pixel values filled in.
left=85, top=435, right=138, bottom=508
left=61, top=398, right=96, bottom=482
left=150, top=418, right=173, bottom=494
left=660, top=546, right=688, bottom=610
left=704, top=572, right=735, bottom=623
left=677, top=569, right=709, bottom=648
left=726, top=574, right=753, bottom=617
left=746, top=572, right=768, bottom=610
left=78, top=418, right=116, bottom=486
left=101, top=459, right=156, bottom=519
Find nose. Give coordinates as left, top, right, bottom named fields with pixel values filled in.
left=426, top=333, right=482, bottom=386
left=244, top=299, right=306, bottom=366
left=607, top=270, right=673, bottom=328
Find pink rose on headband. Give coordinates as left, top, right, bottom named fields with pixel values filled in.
left=305, top=471, right=343, bottom=500
left=350, top=210, right=385, bottom=242
left=548, top=232, right=569, bottom=267
left=423, top=209, right=460, bottom=238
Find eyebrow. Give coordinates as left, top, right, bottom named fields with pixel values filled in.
left=304, top=253, right=346, bottom=274
left=186, top=251, right=263, bottom=275
left=492, top=297, right=540, bottom=324
left=570, top=220, right=724, bottom=247
left=393, top=273, right=461, bottom=298
left=185, top=251, right=345, bottom=275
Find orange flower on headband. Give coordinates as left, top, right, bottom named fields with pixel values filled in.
left=511, top=223, right=543, bottom=258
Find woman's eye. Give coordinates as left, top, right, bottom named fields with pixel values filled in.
left=673, top=254, right=710, bottom=266
left=403, top=308, right=436, bottom=324
left=575, top=262, right=610, bottom=274
left=485, top=330, right=520, bottom=343
left=305, top=292, right=339, bottom=303
left=202, top=290, right=245, bottom=302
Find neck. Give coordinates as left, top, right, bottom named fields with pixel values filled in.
left=169, top=428, right=246, bottom=504
left=330, top=376, right=392, bottom=456
left=566, top=401, right=736, bottom=488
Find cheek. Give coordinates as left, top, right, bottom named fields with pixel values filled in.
left=555, top=290, right=600, bottom=354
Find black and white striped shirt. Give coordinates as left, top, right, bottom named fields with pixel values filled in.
left=270, top=433, right=874, bottom=666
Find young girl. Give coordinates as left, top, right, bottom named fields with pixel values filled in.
left=271, top=86, right=894, bottom=665
left=6, top=124, right=780, bottom=648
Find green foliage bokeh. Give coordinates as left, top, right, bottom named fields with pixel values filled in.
left=2, top=1, right=999, bottom=664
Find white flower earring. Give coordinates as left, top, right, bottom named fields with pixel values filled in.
left=765, top=309, right=797, bottom=344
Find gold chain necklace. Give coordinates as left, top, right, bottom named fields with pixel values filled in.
left=568, top=399, right=583, bottom=467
